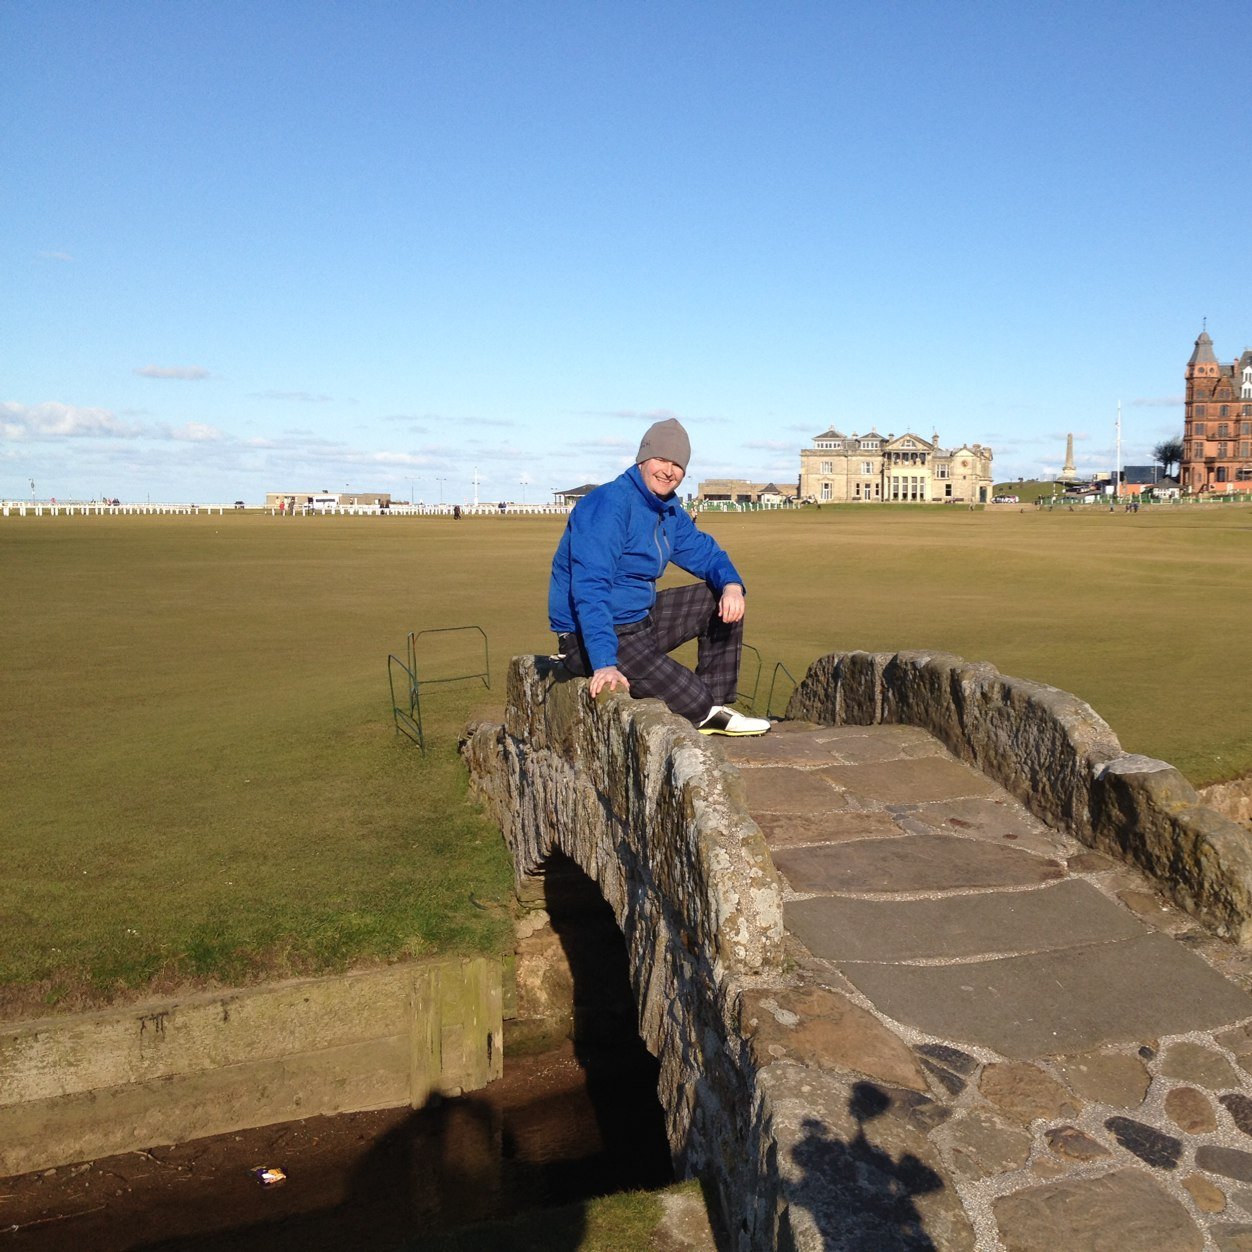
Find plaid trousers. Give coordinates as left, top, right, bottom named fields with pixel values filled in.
left=558, top=582, right=743, bottom=723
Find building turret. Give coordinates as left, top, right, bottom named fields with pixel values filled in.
left=1187, top=329, right=1219, bottom=381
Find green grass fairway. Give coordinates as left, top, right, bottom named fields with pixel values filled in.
left=2, top=504, right=1250, bottom=1015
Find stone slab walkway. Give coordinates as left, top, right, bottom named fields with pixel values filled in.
left=717, top=721, right=1252, bottom=1251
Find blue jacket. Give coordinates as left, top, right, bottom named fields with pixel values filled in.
left=548, top=465, right=744, bottom=671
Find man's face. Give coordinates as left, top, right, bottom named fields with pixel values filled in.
left=640, top=457, right=686, bottom=498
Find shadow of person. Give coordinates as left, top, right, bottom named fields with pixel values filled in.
left=788, top=1082, right=946, bottom=1251
left=129, top=1093, right=588, bottom=1252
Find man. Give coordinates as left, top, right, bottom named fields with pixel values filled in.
left=548, top=418, right=770, bottom=736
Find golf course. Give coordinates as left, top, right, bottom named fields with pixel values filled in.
left=3, top=503, right=1250, bottom=1017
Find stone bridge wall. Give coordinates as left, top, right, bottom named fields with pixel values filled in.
left=462, top=655, right=790, bottom=1245
left=787, top=649, right=1252, bottom=946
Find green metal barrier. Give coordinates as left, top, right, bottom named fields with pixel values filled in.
left=388, top=625, right=491, bottom=752
left=388, top=652, right=424, bottom=747
left=736, top=643, right=763, bottom=712
left=766, top=661, right=799, bottom=720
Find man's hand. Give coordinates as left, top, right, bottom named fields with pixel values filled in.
left=589, top=666, right=630, bottom=697
left=718, top=583, right=746, bottom=623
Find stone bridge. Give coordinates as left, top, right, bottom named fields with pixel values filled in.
left=463, top=650, right=1252, bottom=1251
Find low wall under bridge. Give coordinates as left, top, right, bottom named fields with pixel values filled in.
left=462, top=649, right=1252, bottom=1250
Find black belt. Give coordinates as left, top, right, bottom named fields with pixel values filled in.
left=557, top=616, right=651, bottom=653
left=615, top=616, right=651, bottom=638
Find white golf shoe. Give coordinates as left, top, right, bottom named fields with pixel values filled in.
left=697, top=705, right=771, bottom=737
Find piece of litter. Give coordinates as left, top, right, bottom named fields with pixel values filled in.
left=252, top=1166, right=286, bottom=1186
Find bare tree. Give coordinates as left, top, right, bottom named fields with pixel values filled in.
left=1153, top=436, right=1184, bottom=477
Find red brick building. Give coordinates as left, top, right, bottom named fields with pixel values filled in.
left=1182, top=328, right=1252, bottom=493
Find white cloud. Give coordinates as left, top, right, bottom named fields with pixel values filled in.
left=569, top=435, right=633, bottom=451
left=743, top=439, right=795, bottom=451
left=458, top=415, right=513, bottom=428
left=37, top=250, right=74, bottom=262
left=252, top=390, right=337, bottom=403
left=0, top=401, right=141, bottom=440
left=355, top=449, right=442, bottom=467
left=170, top=422, right=224, bottom=442
left=135, top=365, right=211, bottom=380
left=583, top=407, right=684, bottom=422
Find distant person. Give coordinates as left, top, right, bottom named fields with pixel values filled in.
left=453, top=504, right=462, bottom=520
left=548, top=418, right=770, bottom=737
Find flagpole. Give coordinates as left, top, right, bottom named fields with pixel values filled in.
left=1115, top=401, right=1122, bottom=502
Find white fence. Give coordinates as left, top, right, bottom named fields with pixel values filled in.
left=1, top=501, right=229, bottom=517
left=1, top=501, right=573, bottom=519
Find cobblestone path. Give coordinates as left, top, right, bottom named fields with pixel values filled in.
left=718, top=721, right=1252, bottom=1251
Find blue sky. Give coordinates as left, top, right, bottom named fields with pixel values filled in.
left=4, top=1, right=1249, bottom=504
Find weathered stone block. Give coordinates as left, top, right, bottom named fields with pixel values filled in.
left=1159, top=1041, right=1242, bottom=1089
left=940, top=1109, right=1032, bottom=1180
left=1093, top=755, right=1252, bottom=944
left=738, top=986, right=926, bottom=1093
left=1051, top=1049, right=1151, bottom=1108
left=1166, top=1087, right=1218, bottom=1134
left=993, top=1168, right=1202, bottom=1252
left=981, top=1062, right=1082, bottom=1124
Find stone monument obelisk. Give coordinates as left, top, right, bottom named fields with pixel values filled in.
left=1057, top=433, right=1078, bottom=483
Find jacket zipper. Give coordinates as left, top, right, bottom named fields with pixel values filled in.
left=653, top=513, right=670, bottom=574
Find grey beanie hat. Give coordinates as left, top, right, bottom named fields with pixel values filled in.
left=635, top=418, right=691, bottom=470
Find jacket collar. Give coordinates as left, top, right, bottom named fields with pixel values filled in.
left=626, top=463, right=679, bottom=513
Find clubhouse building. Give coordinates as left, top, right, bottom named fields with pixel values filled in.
left=799, top=429, right=994, bottom=504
